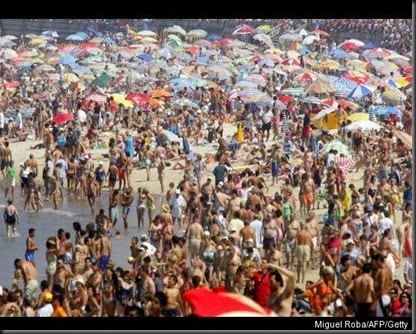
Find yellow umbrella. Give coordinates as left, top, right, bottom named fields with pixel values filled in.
left=318, top=59, right=341, bottom=70
left=28, top=38, right=45, bottom=46
left=140, top=37, right=158, bottom=43
left=64, top=73, right=79, bottom=83
left=109, top=93, right=133, bottom=108
left=346, top=112, right=369, bottom=122
left=46, top=57, right=59, bottom=64
left=20, top=50, right=39, bottom=58
left=256, top=24, right=271, bottom=33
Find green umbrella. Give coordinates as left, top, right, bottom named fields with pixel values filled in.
left=92, top=73, right=112, bottom=88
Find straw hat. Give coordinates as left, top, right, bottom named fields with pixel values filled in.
left=162, top=204, right=170, bottom=213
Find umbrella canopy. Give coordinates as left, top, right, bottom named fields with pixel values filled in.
left=371, top=106, right=401, bottom=116
left=301, top=96, right=321, bottom=104
left=137, top=30, right=157, bottom=37
left=382, top=88, right=407, bottom=105
left=66, top=34, right=85, bottom=41
left=164, top=25, right=187, bottom=36
left=311, top=105, right=338, bottom=121
left=140, top=37, right=158, bottom=43
left=393, top=129, right=412, bottom=148
left=137, top=53, right=154, bottom=61
left=346, top=113, right=369, bottom=122
left=338, top=42, right=360, bottom=51
left=187, top=29, right=207, bottom=39
left=302, top=35, right=319, bottom=45
left=85, top=93, right=107, bottom=103
left=348, top=84, right=376, bottom=100
left=183, top=287, right=274, bottom=317
left=311, top=29, right=330, bottom=37
left=164, top=129, right=183, bottom=146
left=332, top=77, right=358, bottom=97
left=253, top=34, right=273, bottom=48
left=232, top=25, right=255, bottom=35
left=307, top=80, right=335, bottom=94
left=151, top=89, right=173, bottom=98
left=321, top=140, right=352, bottom=156
left=53, top=113, right=74, bottom=124
left=344, top=120, right=381, bottom=132
left=279, top=33, right=302, bottom=42
left=109, top=94, right=133, bottom=108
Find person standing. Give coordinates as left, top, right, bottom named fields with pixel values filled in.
left=25, top=228, right=38, bottom=267
left=14, top=258, right=39, bottom=303
left=0, top=109, right=5, bottom=137
left=4, top=198, right=19, bottom=237
left=169, top=189, right=187, bottom=228
left=4, top=160, right=16, bottom=199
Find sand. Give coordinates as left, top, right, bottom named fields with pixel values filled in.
left=7, top=121, right=406, bottom=288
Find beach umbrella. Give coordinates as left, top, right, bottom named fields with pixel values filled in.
left=183, top=287, right=275, bottom=317
left=307, top=79, right=335, bottom=94
left=348, top=84, right=376, bottom=100
left=41, top=30, right=59, bottom=38
left=342, top=71, right=370, bottom=85
left=59, top=55, right=77, bottom=65
left=338, top=42, right=359, bottom=51
left=345, top=120, right=381, bottom=132
left=294, top=72, right=317, bottom=83
left=232, top=25, right=254, bottom=35
left=393, top=129, right=412, bottom=148
left=255, top=24, right=272, bottom=34
left=140, top=37, right=158, bottom=43
left=85, top=93, right=107, bottom=103
left=395, top=76, right=412, bottom=88
left=185, top=45, right=200, bottom=54
left=34, top=64, right=56, bottom=72
left=371, top=106, right=401, bottom=116
left=332, top=48, right=349, bottom=59
left=1, top=48, right=18, bottom=59
left=311, top=29, right=330, bottom=37
left=109, top=94, right=133, bottom=108
left=187, top=29, right=207, bottom=39
left=164, top=25, right=187, bottom=36
left=126, top=93, right=150, bottom=105
left=302, top=35, right=319, bottom=45
left=344, top=39, right=365, bottom=47
left=332, top=78, right=357, bottom=98
left=318, top=59, right=341, bottom=70
left=245, top=74, right=267, bottom=86
left=151, top=89, right=173, bottom=98
left=363, top=48, right=393, bottom=59
left=164, top=129, right=183, bottom=146
left=287, top=50, right=300, bottom=59
left=361, top=42, right=379, bottom=50
left=66, top=34, right=85, bottom=41
left=279, top=86, right=305, bottom=96
left=279, top=33, right=302, bottom=42
left=52, top=113, right=74, bottom=124
left=382, top=89, right=407, bottom=105
left=281, top=58, right=300, bottom=66
left=137, top=30, right=157, bottom=37
left=321, top=140, right=351, bottom=156
left=311, top=104, right=338, bottom=121
left=346, top=113, right=369, bottom=122
left=301, top=96, right=321, bottom=105
left=91, top=73, right=112, bottom=88
left=137, top=54, right=154, bottom=62
left=253, top=33, right=273, bottom=48
left=206, top=33, right=221, bottom=41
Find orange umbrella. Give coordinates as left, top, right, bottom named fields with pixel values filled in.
left=151, top=89, right=173, bottom=98
left=185, top=45, right=200, bottom=54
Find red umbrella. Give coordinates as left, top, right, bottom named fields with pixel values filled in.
left=403, top=66, right=412, bottom=74
left=278, top=94, right=292, bottom=104
left=311, top=29, right=329, bottom=37
left=126, top=93, right=150, bottom=105
left=53, top=113, right=74, bottom=124
left=216, top=38, right=233, bottom=47
left=182, top=287, right=275, bottom=317
left=85, top=93, right=107, bottom=103
left=281, top=58, right=300, bottom=66
left=249, top=55, right=263, bottom=62
left=232, top=25, right=254, bottom=35
left=185, top=45, right=200, bottom=54
left=339, top=42, right=359, bottom=51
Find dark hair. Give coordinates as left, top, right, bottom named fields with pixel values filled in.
left=270, top=270, right=283, bottom=286
left=154, top=291, right=168, bottom=308
left=362, top=263, right=373, bottom=273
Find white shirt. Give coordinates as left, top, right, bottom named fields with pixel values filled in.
left=141, top=241, right=156, bottom=256
left=15, top=112, right=23, bottom=129
left=36, top=303, right=53, bottom=317
left=262, top=110, right=273, bottom=124
left=169, top=195, right=186, bottom=219
left=249, top=219, right=263, bottom=248
left=0, top=112, right=4, bottom=128
left=378, top=217, right=393, bottom=236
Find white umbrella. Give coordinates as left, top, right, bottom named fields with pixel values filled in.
left=311, top=104, right=338, bottom=121
left=344, top=120, right=381, bottom=132
left=253, top=34, right=273, bottom=48
left=302, top=35, right=319, bottom=45
left=137, top=30, right=157, bottom=37
left=164, top=130, right=183, bottom=146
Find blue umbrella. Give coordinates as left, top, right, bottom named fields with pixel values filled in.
left=137, top=54, right=154, bottom=62
left=332, top=48, right=349, bottom=59
left=197, top=56, right=208, bottom=65
left=206, top=33, right=221, bottom=41
left=348, top=84, right=375, bottom=100
left=298, top=46, right=311, bottom=55
left=104, top=38, right=117, bottom=46
left=75, top=32, right=89, bottom=40
left=362, top=42, right=379, bottom=50
left=371, top=106, right=401, bottom=116
left=66, top=34, right=85, bottom=41
left=333, top=77, right=357, bottom=97
left=59, top=55, right=77, bottom=65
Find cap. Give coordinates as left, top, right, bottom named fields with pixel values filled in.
left=365, top=205, right=373, bottom=212
left=44, top=292, right=53, bottom=302
left=191, top=177, right=197, bottom=184
left=175, top=189, right=181, bottom=194
left=28, top=228, right=35, bottom=233
left=140, top=234, right=148, bottom=241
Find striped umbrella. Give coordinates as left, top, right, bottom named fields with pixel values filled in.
left=348, top=84, right=376, bottom=100
left=332, top=77, right=358, bottom=97
left=382, top=89, right=407, bottom=105
left=301, top=96, right=321, bottom=104
left=279, top=86, right=305, bottom=96
left=245, top=74, right=267, bottom=86
left=307, top=80, right=335, bottom=94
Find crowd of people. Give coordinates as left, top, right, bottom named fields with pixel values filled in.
left=0, top=19, right=412, bottom=318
